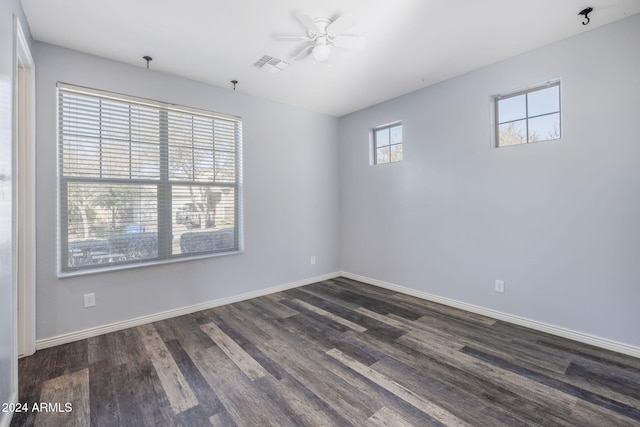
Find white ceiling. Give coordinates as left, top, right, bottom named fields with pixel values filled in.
left=20, top=0, right=640, bottom=117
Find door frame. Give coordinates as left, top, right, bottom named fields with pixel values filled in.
left=14, top=16, right=36, bottom=358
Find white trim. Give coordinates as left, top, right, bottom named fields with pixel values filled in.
left=0, top=391, right=18, bottom=427
left=340, top=271, right=640, bottom=359
left=57, top=249, right=244, bottom=279
left=36, top=272, right=341, bottom=350
left=14, top=17, right=36, bottom=358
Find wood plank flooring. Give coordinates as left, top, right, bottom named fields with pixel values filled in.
left=11, top=277, right=640, bottom=426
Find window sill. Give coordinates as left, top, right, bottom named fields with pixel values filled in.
left=57, top=249, right=244, bottom=279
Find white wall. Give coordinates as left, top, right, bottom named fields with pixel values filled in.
left=0, top=1, right=32, bottom=425
left=34, top=43, right=339, bottom=341
left=338, top=14, right=640, bottom=348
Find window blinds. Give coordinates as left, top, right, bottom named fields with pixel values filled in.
left=58, top=83, right=242, bottom=273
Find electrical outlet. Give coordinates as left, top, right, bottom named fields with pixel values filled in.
left=310, top=256, right=316, bottom=265
left=84, top=293, right=96, bottom=308
left=495, top=280, right=505, bottom=293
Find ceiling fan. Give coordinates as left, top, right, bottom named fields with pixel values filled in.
left=278, top=12, right=366, bottom=62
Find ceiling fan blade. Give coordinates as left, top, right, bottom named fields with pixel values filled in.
left=295, top=12, right=321, bottom=35
left=332, top=35, right=366, bottom=50
left=293, top=44, right=314, bottom=61
left=276, top=35, right=313, bottom=41
left=326, top=14, right=356, bottom=36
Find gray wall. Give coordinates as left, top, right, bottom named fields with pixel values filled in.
left=34, top=43, right=340, bottom=340
left=0, top=0, right=32, bottom=423
left=338, top=14, right=640, bottom=347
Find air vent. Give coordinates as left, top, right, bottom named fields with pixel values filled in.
left=253, top=55, right=290, bottom=73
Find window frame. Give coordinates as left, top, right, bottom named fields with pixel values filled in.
left=57, top=83, right=243, bottom=276
left=372, top=121, right=403, bottom=165
left=493, top=80, right=561, bottom=148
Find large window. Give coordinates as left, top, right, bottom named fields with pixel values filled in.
left=494, top=81, right=561, bottom=147
left=373, top=122, right=403, bottom=165
left=58, top=83, right=242, bottom=274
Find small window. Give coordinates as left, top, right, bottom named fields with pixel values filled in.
left=494, top=81, right=561, bottom=148
left=374, top=122, right=403, bottom=164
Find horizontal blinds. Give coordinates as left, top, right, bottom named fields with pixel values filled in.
left=58, top=83, right=242, bottom=273
left=59, top=90, right=162, bottom=179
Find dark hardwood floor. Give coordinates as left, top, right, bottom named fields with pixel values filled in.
left=11, top=277, right=640, bottom=426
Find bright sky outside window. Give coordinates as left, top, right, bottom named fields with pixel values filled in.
left=495, top=81, right=561, bottom=147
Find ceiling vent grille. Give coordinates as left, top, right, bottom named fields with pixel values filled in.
left=253, top=55, right=290, bottom=73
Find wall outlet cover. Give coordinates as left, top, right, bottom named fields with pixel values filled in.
left=84, top=293, right=96, bottom=308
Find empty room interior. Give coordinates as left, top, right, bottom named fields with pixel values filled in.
left=2, top=0, right=640, bottom=426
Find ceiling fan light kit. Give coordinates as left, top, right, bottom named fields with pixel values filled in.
left=313, top=41, right=332, bottom=62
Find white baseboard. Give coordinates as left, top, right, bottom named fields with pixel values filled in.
left=36, top=272, right=341, bottom=350
left=35, top=270, right=640, bottom=359
left=340, top=271, right=640, bottom=359
left=0, top=391, right=18, bottom=427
